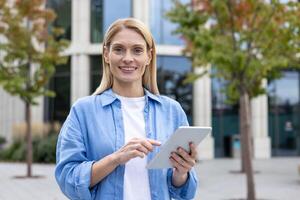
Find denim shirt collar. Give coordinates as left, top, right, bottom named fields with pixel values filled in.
left=99, top=88, right=161, bottom=107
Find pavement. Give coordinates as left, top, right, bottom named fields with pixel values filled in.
left=0, top=158, right=299, bottom=200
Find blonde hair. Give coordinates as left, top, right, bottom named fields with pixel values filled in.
left=93, top=18, right=159, bottom=95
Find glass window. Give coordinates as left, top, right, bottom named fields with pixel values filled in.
left=268, top=70, right=300, bottom=156
left=91, top=0, right=103, bottom=43
left=150, top=0, right=189, bottom=45
left=46, top=0, right=72, bottom=40
left=211, top=76, right=239, bottom=157
left=157, top=56, right=193, bottom=124
left=91, top=0, right=132, bottom=43
left=90, top=56, right=103, bottom=93
left=44, top=58, right=71, bottom=123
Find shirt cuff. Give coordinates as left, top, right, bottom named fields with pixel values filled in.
left=167, top=168, right=198, bottom=200
left=74, top=161, right=97, bottom=200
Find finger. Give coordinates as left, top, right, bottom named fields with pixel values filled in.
left=138, top=139, right=161, bottom=152
left=129, top=143, right=149, bottom=154
left=131, top=149, right=145, bottom=159
left=147, top=138, right=161, bottom=146
left=130, top=138, right=160, bottom=152
left=177, top=147, right=195, bottom=166
left=139, top=139, right=156, bottom=152
left=189, top=142, right=198, bottom=158
left=169, top=156, right=186, bottom=172
left=137, top=144, right=149, bottom=155
left=171, top=152, right=191, bottom=170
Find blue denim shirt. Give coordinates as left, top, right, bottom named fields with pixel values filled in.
left=55, top=89, right=198, bottom=200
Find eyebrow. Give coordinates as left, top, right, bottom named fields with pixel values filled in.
left=111, top=42, right=147, bottom=47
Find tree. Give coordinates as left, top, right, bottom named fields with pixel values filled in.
left=0, top=0, right=69, bottom=177
left=167, top=0, right=300, bottom=199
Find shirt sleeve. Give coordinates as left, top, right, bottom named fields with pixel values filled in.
left=167, top=168, right=198, bottom=200
left=55, top=105, right=96, bottom=200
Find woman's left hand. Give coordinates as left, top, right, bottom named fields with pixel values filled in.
left=169, top=142, right=198, bottom=186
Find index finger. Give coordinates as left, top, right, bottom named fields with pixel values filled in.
left=136, top=139, right=161, bottom=152
left=147, top=138, right=161, bottom=146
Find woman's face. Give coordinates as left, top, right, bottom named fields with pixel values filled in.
left=104, top=28, right=151, bottom=87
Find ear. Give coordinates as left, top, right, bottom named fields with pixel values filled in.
left=103, top=46, right=110, bottom=64
left=146, top=48, right=152, bottom=65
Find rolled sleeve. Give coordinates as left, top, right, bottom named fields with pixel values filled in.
left=74, top=161, right=96, bottom=198
left=167, top=168, right=198, bottom=200
left=55, top=106, right=96, bottom=200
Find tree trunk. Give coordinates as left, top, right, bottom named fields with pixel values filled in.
left=239, top=91, right=256, bottom=200
left=25, top=101, right=32, bottom=177
left=240, top=106, right=246, bottom=173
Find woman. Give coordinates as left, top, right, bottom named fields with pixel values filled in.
left=55, top=18, right=198, bottom=200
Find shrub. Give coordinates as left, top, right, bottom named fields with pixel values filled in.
left=33, top=133, right=57, bottom=163
left=0, top=136, right=6, bottom=146
left=0, top=133, right=58, bottom=163
left=0, top=140, right=26, bottom=161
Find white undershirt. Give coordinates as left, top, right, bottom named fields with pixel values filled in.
left=116, top=95, right=151, bottom=200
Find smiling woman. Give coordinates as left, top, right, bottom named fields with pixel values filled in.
left=55, top=18, right=198, bottom=200
left=94, top=18, right=159, bottom=97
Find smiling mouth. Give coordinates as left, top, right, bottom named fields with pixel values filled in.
left=118, top=66, right=138, bottom=72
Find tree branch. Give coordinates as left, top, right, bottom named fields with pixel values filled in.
left=226, top=0, right=237, bottom=52
left=241, top=3, right=277, bottom=80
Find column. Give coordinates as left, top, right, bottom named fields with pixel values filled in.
left=133, top=0, right=149, bottom=27
left=251, top=79, right=271, bottom=158
left=71, top=0, right=91, bottom=104
left=193, top=67, right=215, bottom=159
left=0, top=88, right=25, bottom=144
left=71, top=55, right=90, bottom=104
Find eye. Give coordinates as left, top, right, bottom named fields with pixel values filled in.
left=112, top=46, right=124, bottom=54
left=133, top=47, right=144, bottom=55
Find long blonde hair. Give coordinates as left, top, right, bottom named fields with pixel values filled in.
left=93, top=18, right=159, bottom=95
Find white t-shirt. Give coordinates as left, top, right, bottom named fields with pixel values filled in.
left=117, top=95, right=151, bottom=200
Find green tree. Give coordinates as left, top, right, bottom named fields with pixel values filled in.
left=167, top=0, right=300, bottom=199
left=0, top=0, right=69, bottom=177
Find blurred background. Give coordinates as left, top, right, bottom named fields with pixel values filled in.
left=1, top=0, right=299, bottom=161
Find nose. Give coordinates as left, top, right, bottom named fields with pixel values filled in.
left=122, top=50, right=134, bottom=63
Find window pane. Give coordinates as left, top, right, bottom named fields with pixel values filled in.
left=47, top=0, right=72, bottom=40
left=91, top=0, right=132, bottom=43
left=157, top=56, right=193, bottom=124
left=90, top=56, right=103, bottom=93
left=211, top=77, right=239, bottom=157
left=150, top=0, right=189, bottom=45
left=91, top=0, right=103, bottom=43
left=45, top=58, right=71, bottom=123
left=268, top=70, right=300, bottom=156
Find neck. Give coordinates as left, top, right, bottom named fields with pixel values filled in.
left=112, top=82, right=144, bottom=97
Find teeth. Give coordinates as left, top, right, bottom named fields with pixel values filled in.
left=120, top=67, right=136, bottom=71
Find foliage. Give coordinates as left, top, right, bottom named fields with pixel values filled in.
left=33, top=133, right=57, bottom=163
left=0, top=0, right=69, bottom=104
left=0, top=133, right=58, bottom=163
left=167, top=0, right=300, bottom=103
left=0, top=135, right=6, bottom=146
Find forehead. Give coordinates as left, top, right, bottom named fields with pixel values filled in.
left=110, top=28, right=147, bottom=46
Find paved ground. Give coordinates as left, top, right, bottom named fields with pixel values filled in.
left=195, top=158, right=300, bottom=200
left=0, top=158, right=299, bottom=200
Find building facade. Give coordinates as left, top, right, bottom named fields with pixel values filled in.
left=1, top=0, right=299, bottom=159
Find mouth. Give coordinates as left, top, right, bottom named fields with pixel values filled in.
left=118, top=66, right=138, bottom=72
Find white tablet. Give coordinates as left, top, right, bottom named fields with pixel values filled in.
left=146, top=126, right=211, bottom=169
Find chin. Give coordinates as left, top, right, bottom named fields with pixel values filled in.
left=117, top=76, right=142, bottom=84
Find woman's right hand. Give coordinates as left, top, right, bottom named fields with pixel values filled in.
left=113, top=138, right=161, bottom=165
